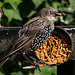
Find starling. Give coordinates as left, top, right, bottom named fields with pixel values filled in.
left=0, top=7, right=64, bottom=69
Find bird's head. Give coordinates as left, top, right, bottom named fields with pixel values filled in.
left=38, top=7, right=66, bottom=31
left=38, top=7, right=66, bottom=21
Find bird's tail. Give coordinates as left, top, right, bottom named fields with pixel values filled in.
left=0, top=57, right=9, bottom=68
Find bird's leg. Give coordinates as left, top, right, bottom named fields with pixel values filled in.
left=29, top=56, right=44, bottom=64
left=22, top=52, right=41, bottom=71
left=29, top=56, right=50, bottom=66
left=22, top=52, right=34, bottom=65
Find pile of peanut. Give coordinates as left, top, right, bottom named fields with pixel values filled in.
left=35, top=30, right=72, bottom=64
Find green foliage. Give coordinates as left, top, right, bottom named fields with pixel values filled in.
left=0, top=60, right=57, bottom=75
left=0, top=0, right=75, bottom=75
left=0, top=72, right=4, bottom=75
left=13, top=9, right=22, bottom=21
left=3, top=7, right=14, bottom=22
left=0, top=2, right=3, bottom=7
left=32, top=0, right=44, bottom=8
left=4, top=0, right=22, bottom=10
left=0, top=0, right=75, bottom=26
left=0, top=0, right=22, bottom=25
left=10, top=71, right=23, bottom=75
left=29, top=66, right=57, bottom=75
left=69, top=0, right=75, bottom=8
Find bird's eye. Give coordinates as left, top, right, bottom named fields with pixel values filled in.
left=50, top=11, right=53, bottom=14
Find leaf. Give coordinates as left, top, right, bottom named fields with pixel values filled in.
left=27, top=10, right=34, bottom=18
left=45, top=1, right=50, bottom=7
left=3, top=7, right=14, bottom=22
left=4, top=0, right=22, bottom=10
left=10, top=0, right=22, bottom=10
left=10, top=71, right=23, bottom=75
left=61, top=0, right=67, bottom=6
left=59, top=7, right=74, bottom=13
left=52, top=2, right=58, bottom=10
left=0, top=2, right=3, bottom=7
left=64, top=15, right=73, bottom=24
left=10, top=2, right=21, bottom=10
left=4, top=0, right=22, bottom=4
left=32, top=0, right=44, bottom=8
left=52, top=1, right=60, bottom=10
left=69, top=0, right=75, bottom=8
left=29, top=66, right=57, bottom=75
left=0, top=72, right=4, bottom=75
left=18, top=0, right=34, bottom=18
left=13, top=9, right=22, bottom=21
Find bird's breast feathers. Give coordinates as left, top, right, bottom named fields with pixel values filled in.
left=46, top=16, right=56, bottom=21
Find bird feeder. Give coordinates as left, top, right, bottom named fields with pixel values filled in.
left=34, top=26, right=72, bottom=65
left=0, top=26, right=75, bottom=75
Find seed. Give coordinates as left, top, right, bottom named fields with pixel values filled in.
left=35, top=30, right=72, bottom=65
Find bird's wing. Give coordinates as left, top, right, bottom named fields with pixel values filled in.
left=11, top=17, right=44, bottom=49
left=0, top=17, right=44, bottom=60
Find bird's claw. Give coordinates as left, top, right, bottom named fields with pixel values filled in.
left=39, top=60, right=51, bottom=67
left=33, top=63, right=41, bottom=72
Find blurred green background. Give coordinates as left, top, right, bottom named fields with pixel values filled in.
left=0, top=0, right=75, bottom=75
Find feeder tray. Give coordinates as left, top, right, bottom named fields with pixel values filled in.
left=34, top=26, right=72, bottom=65
left=0, top=26, right=73, bottom=69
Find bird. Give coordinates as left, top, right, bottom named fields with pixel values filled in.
left=0, top=7, right=64, bottom=70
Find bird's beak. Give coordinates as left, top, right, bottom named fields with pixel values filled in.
left=55, top=12, right=66, bottom=16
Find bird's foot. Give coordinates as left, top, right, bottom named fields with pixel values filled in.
left=33, top=63, right=41, bottom=72
left=39, top=60, right=50, bottom=67
left=22, top=52, right=41, bottom=71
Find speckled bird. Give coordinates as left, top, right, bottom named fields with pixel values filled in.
left=0, top=7, right=64, bottom=70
